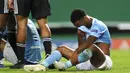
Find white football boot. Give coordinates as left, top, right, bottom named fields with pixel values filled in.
left=54, top=61, right=66, bottom=71
left=24, top=64, right=46, bottom=72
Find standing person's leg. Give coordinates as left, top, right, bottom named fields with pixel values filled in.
left=32, top=0, right=52, bottom=57
left=10, top=0, right=31, bottom=69
left=37, top=18, right=52, bottom=57
left=0, top=14, right=8, bottom=40
left=32, top=0, right=53, bottom=69
left=10, top=15, right=27, bottom=69
left=16, top=15, right=27, bottom=62
left=0, top=0, right=9, bottom=37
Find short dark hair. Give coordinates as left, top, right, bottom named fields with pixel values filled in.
left=70, top=9, right=86, bottom=23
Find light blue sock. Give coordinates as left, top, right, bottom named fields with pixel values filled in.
left=64, top=53, right=90, bottom=69
left=41, top=50, right=62, bottom=67
left=78, top=49, right=92, bottom=63
left=65, top=60, right=72, bottom=68
left=65, top=49, right=92, bottom=68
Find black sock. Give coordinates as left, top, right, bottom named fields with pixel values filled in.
left=42, top=38, right=52, bottom=56
left=7, top=33, right=18, bottom=58
left=17, top=43, right=25, bottom=63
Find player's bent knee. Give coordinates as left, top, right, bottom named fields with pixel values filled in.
left=56, top=45, right=74, bottom=53
left=56, top=45, right=65, bottom=52
left=56, top=45, right=74, bottom=59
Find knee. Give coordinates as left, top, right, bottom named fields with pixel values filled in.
left=56, top=45, right=66, bottom=53
left=56, top=45, right=73, bottom=59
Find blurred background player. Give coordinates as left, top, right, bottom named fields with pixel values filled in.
left=0, top=18, right=42, bottom=68
left=24, top=9, right=112, bottom=72
left=8, top=0, right=52, bottom=68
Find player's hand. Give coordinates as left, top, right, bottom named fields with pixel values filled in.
left=8, top=0, right=14, bottom=11
left=69, top=52, right=79, bottom=65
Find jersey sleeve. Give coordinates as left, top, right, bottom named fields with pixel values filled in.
left=78, top=25, right=106, bottom=38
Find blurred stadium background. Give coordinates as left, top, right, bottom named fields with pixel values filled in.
left=29, top=0, right=130, bottom=50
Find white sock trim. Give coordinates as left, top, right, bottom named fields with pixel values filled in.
left=17, top=43, right=26, bottom=47
left=42, top=38, right=52, bottom=42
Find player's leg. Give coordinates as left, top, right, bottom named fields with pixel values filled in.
left=11, top=0, right=31, bottom=69
left=90, top=44, right=106, bottom=68
left=56, top=47, right=92, bottom=70
left=37, top=18, right=52, bottom=57
left=24, top=45, right=92, bottom=71
left=42, top=46, right=74, bottom=67
left=0, top=14, right=8, bottom=30
left=0, top=0, right=9, bottom=29
left=32, top=0, right=52, bottom=57
left=0, top=0, right=9, bottom=36
left=9, top=15, right=27, bottom=69
left=24, top=19, right=42, bottom=65
left=76, top=44, right=112, bottom=70
left=56, top=44, right=106, bottom=70
left=24, top=45, right=74, bottom=72
left=90, top=44, right=112, bottom=70
left=76, top=44, right=105, bottom=70
left=0, top=14, right=8, bottom=42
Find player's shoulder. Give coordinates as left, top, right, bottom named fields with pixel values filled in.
left=92, top=18, right=107, bottom=29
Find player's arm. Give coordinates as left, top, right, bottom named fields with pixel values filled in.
left=76, top=35, right=97, bottom=54
left=77, top=29, right=86, bottom=46
left=70, top=35, right=97, bottom=65
left=76, top=26, right=100, bottom=54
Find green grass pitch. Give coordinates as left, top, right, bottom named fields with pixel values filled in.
left=0, top=50, right=130, bottom=73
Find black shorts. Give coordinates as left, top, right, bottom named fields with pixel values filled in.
left=16, top=0, right=51, bottom=19
left=0, top=0, right=9, bottom=14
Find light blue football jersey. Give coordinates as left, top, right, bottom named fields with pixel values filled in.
left=78, top=18, right=111, bottom=44
left=25, top=19, right=42, bottom=63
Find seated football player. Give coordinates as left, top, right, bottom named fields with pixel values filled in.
left=23, top=9, right=112, bottom=72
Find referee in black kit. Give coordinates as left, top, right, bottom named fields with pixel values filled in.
left=8, top=0, right=53, bottom=69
